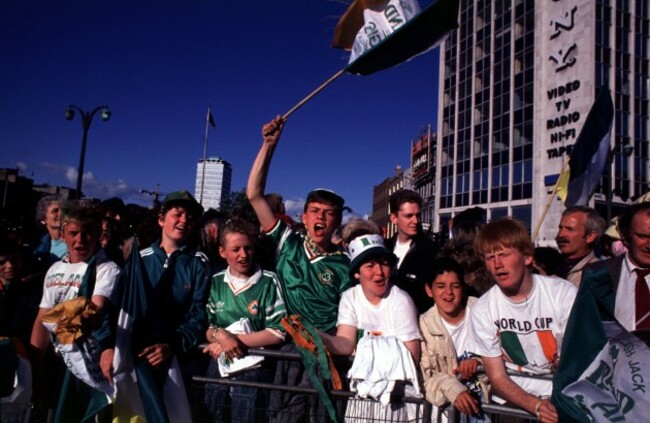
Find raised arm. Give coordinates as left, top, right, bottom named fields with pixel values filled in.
left=247, top=116, right=285, bottom=230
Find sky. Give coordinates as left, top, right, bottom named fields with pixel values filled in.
left=0, top=0, right=440, bottom=219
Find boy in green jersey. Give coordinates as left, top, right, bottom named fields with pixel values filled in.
left=247, top=116, right=352, bottom=421
left=247, top=116, right=351, bottom=332
left=202, top=218, right=286, bottom=422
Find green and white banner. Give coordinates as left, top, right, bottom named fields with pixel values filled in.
left=553, top=266, right=650, bottom=422
left=561, top=323, right=650, bottom=422
left=349, top=0, right=420, bottom=63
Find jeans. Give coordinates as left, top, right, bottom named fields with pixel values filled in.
left=203, top=358, right=272, bottom=423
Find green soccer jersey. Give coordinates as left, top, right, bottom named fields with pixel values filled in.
left=206, top=266, right=286, bottom=334
left=265, top=219, right=351, bottom=333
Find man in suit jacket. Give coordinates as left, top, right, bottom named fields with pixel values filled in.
left=582, top=201, right=650, bottom=330
left=555, top=206, right=605, bottom=286
left=384, top=189, right=438, bottom=314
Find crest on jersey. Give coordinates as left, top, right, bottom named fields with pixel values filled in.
left=318, top=269, right=334, bottom=285
left=248, top=300, right=259, bottom=315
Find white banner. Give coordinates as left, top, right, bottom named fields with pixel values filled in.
left=562, top=323, right=650, bottom=422
left=350, top=0, right=421, bottom=62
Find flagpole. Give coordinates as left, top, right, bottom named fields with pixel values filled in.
left=532, top=155, right=570, bottom=242
left=199, top=106, right=211, bottom=204
left=282, top=69, right=346, bottom=120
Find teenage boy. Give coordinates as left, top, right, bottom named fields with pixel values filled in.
left=137, top=190, right=210, bottom=418
left=419, top=258, right=488, bottom=421
left=385, top=189, right=438, bottom=313
left=202, top=218, right=286, bottom=422
left=30, top=203, right=121, bottom=422
left=247, top=116, right=351, bottom=333
left=247, top=116, right=351, bottom=421
left=467, top=218, right=577, bottom=423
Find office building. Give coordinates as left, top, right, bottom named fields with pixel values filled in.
left=195, top=157, right=232, bottom=211
left=434, top=0, right=649, bottom=244
left=372, top=165, right=406, bottom=238
left=410, top=125, right=437, bottom=233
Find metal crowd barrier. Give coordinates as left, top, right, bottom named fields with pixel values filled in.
left=191, top=348, right=549, bottom=423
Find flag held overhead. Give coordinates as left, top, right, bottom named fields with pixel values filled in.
left=339, top=0, right=421, bottom=64
left=332, top=0, right=386, bottom=51
left=282, top=0, right=460, bottom=119
left=345, top=0, right=460, bottom=75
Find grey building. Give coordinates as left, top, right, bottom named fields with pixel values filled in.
left=434, top=0, right=649, bottom=244
left=194, top=157, right=232, bottom=211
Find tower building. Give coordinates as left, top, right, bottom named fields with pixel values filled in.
left=195, top=157, right=232, bottom=211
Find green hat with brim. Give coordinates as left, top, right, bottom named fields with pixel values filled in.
left=162, top=190, right=204, bottom=216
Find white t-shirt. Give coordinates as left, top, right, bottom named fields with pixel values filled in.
left=337, top=284, right=421, bottom=342
left=441, top=316, right=470, bottom=358
left=40, top=250, right=121, bottom=308
left=393, top=240, right=411, bottom=269
left=614, top=254, right=650, bottom=331
left=467, top=274, right=577, bottom=396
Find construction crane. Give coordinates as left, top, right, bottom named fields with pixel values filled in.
left=140, top=184, right=164, bottom=209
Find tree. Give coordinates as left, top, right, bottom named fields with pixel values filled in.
left=217, top=188, right=259, bottom=225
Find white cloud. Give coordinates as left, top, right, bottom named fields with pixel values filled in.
left=34, top=161, right=149, bottom=205
left=284, top=198, right=305, bottom=220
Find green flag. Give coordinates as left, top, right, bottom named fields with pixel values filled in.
left=344, top=0, right=460, bottom=75
left=553, top=266, right=650, bottom=421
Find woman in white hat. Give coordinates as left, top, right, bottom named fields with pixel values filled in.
left=320, top=232, right=421, bottom=364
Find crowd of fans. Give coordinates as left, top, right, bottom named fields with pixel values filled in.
left=1, top=116, right=649, bottom=423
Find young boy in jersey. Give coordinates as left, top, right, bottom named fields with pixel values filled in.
left=247, top=117, right=351, bottom=418
left=202, top=218, right=286, bottom=422
left=247, top=116, right=351, bottom=332
left=30, top=202, right=121, bottom=422
left=419, top=258, right=488, bottom=422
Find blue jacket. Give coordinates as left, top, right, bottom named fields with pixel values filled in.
left=139, top=241, right=210, bottom=355
left=32, top=233, right=61, bottom=268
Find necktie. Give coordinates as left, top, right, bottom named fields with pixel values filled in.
left=634, top=268, right=650, bottom=330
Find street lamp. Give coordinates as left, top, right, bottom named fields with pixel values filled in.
left=64, top=105, right=111, bottom=198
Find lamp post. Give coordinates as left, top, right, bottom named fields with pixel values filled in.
left=64, top=105, right=111, bottom=199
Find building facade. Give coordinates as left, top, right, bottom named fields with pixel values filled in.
left=411, top=125, right=437, bottom=233
left=371, top=165, right=406, bottom=238
left=434, top=0, right=649, bottom=244
left=194, top=157, right=232, bottom=211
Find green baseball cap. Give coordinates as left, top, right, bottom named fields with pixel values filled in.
left=161, top=190, right=204, bottom=216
